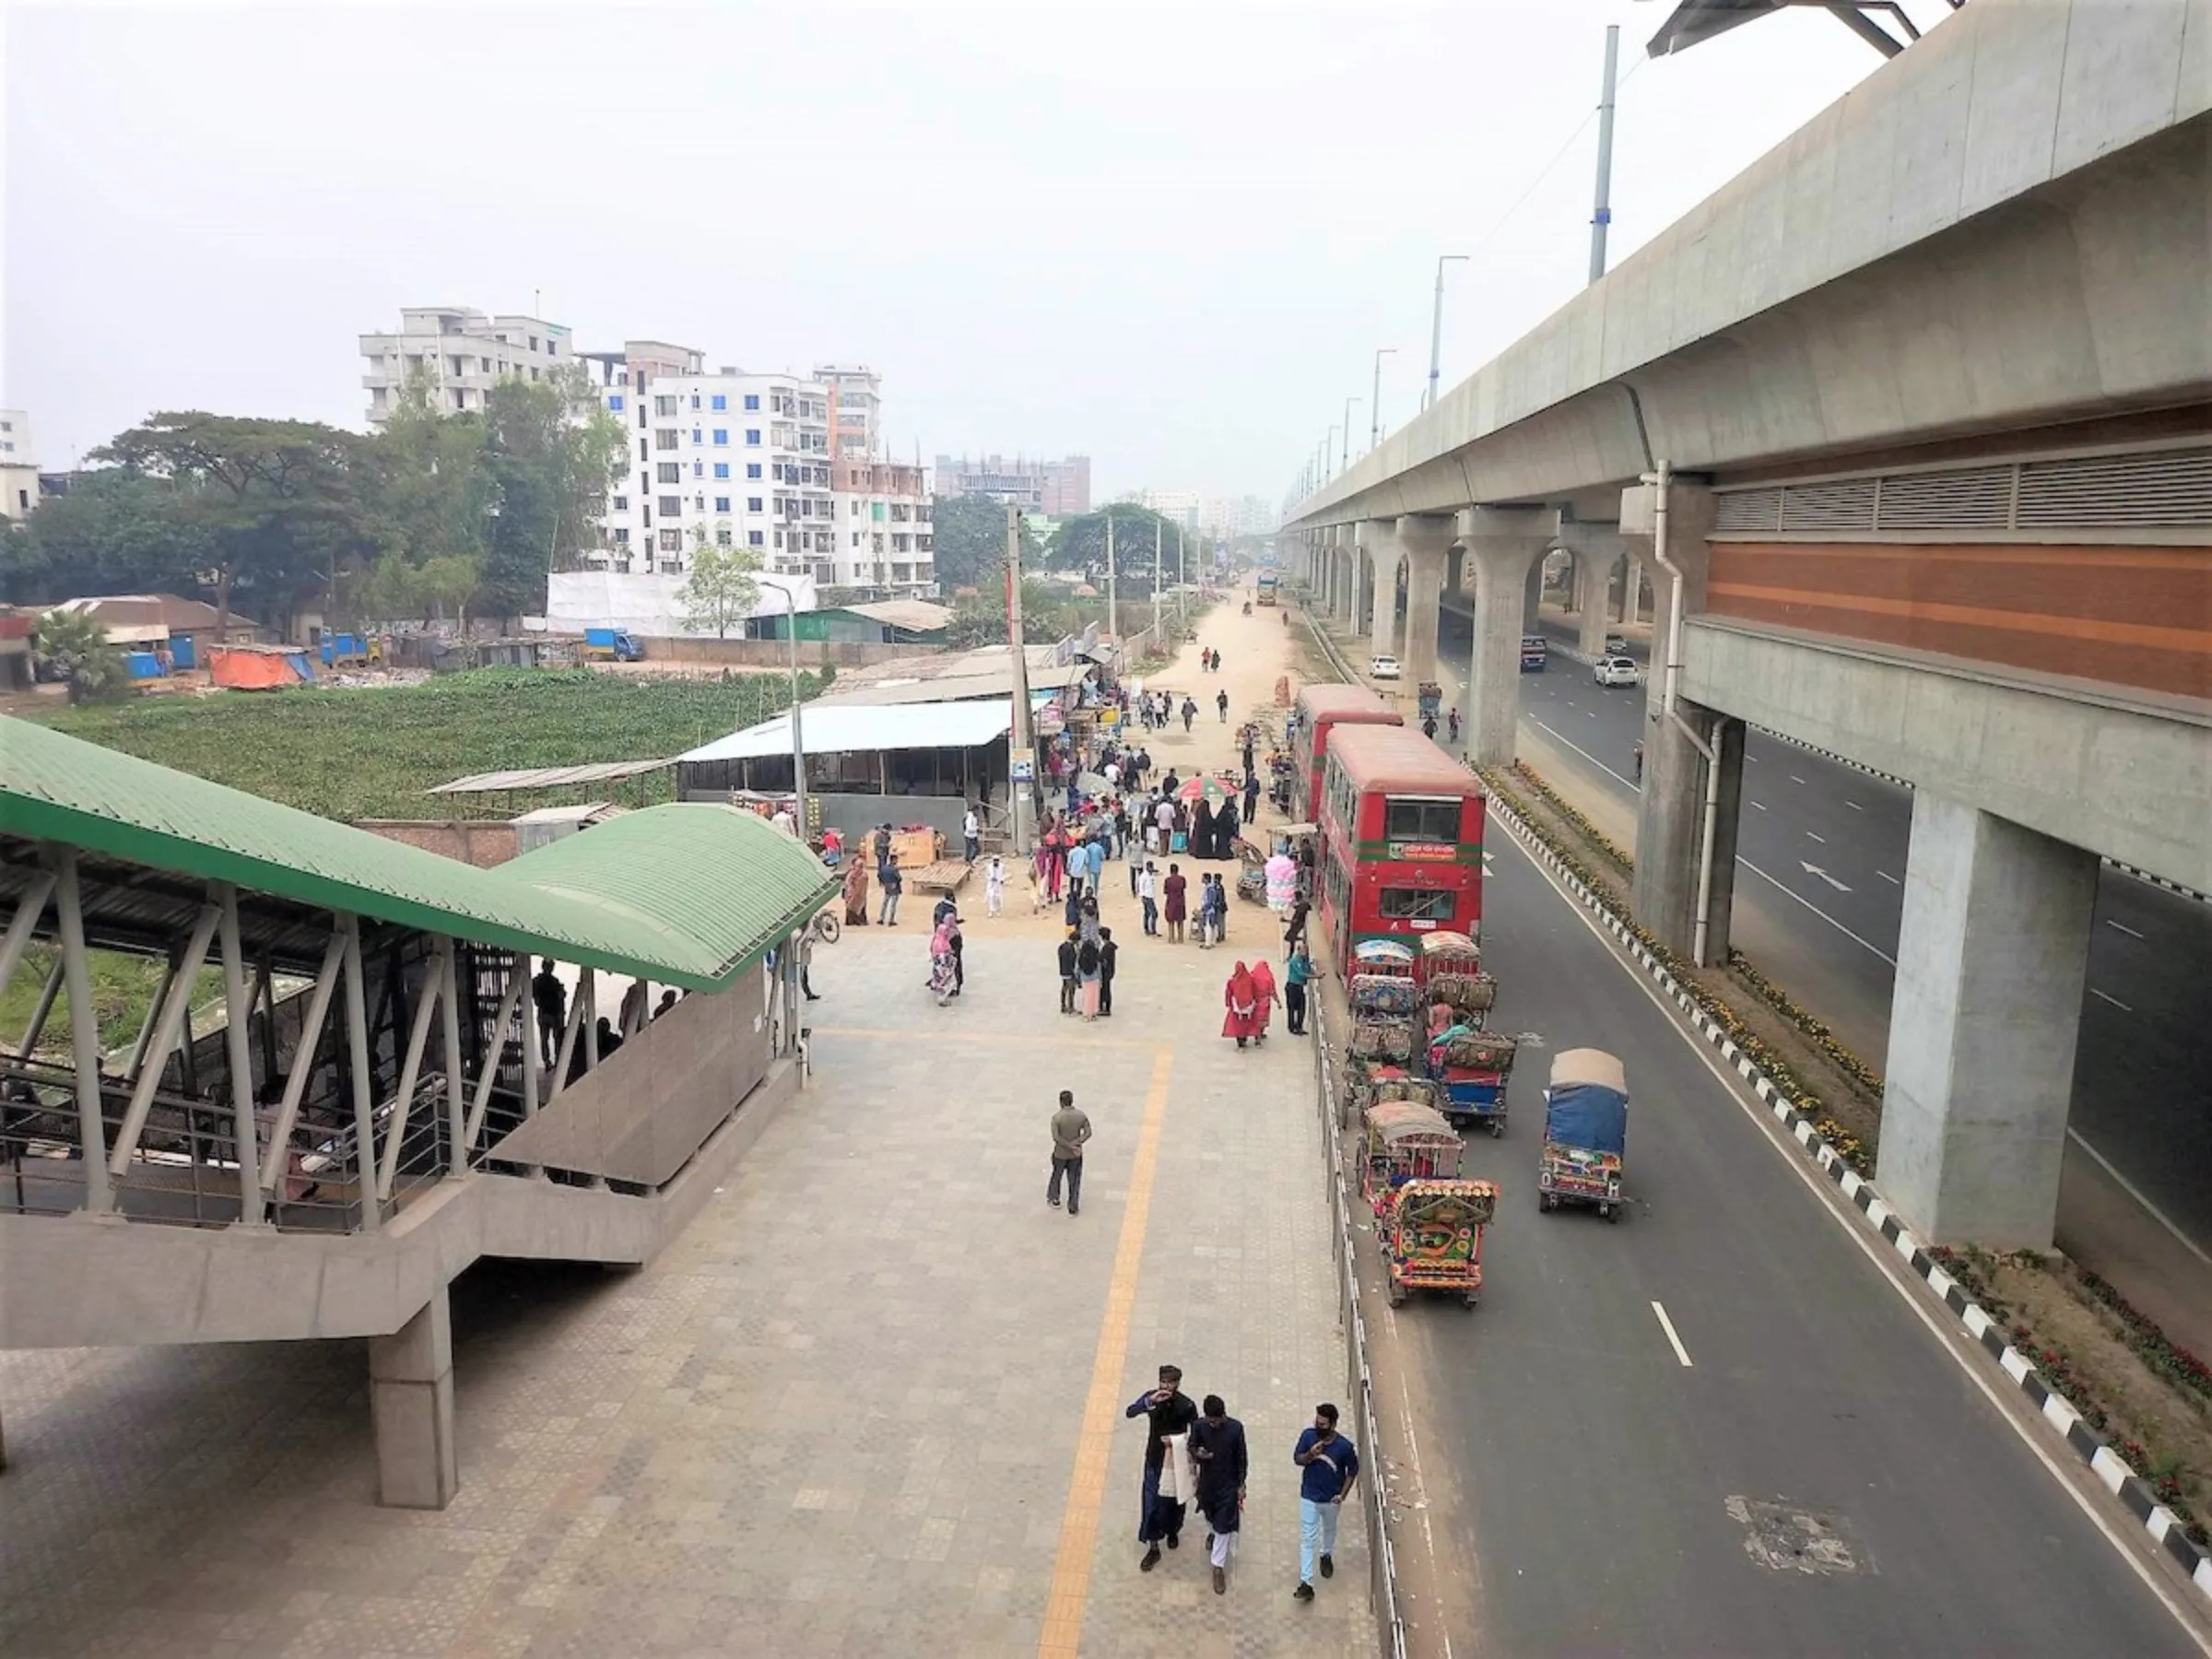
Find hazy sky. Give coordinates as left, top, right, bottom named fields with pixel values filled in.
left=4, top=0, right=1943, bottom=500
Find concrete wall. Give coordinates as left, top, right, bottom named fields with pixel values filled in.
left=357, top=819, right=520, bottom=865
left=0, top=1054, right=806, bottom=1351
left=1289, top=1, right=2212, bottom=524
left=1678, top=616, right=2212, bottom=894
left=490, top=973, right=771, bottom=1185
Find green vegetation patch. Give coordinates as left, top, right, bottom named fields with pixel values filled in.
left=38, top=667, right=827, bottom=822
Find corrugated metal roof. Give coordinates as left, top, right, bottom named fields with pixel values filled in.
left=0, top=720, right=834, bottom=990
left=841, top=599, right=954, bottom=632
left=678, top=699, right=1012, bottom=763
left=815, top=658, right=1089, bottom=709
left=429, top=759, right=671, bottom=795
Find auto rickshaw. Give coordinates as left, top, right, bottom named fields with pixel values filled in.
left=1539, top=1048, right=1630, bottom=1221
left=1378, top=1178, right=1498, bottom=1308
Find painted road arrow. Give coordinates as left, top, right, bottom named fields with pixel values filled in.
left=1800, top=862, right=1852, bottom=892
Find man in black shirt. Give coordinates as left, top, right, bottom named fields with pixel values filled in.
left=1124, top=1363, right=1199, bottom=1570
left=1058, top=932, right=1079, bottom=1016
left=1098, top=927, right=1118, bottom=1018
left=531, top=961, right=566, bottom=1066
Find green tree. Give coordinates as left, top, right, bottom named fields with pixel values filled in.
left=480, top=369, right=626, bottom=619
left=1, top=469, right=216, bottom=605
left=92, top=412, right=368, bottom=637
left=942, top=576, right=1071, bottom=649
left=1045, top=505, right=1184, bottom=593
left=928, top=494, right=1041, bottom=595
left=679, top=535, right=763, bottom=639
left=35, top=608, right=132, bottom=704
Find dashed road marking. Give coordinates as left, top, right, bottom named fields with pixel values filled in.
left=2090, top=988, right=2134, bottom=1014
left=1845, top=800, right=1863, bottom=811
left=1790, top=774, right=1807, bottom=784
left=1877, top=871, right=1900, bottom=886
left=2105, top=919, right=2145, bottom=940
left=1806, top=831, right=1826, bottom=844
left=1749, top=800, right=1767, bottom=811
left=1653, top=1301, right=1694, bottom=1368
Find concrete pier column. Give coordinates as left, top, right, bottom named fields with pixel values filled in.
left=1877, top=795, right=2098, bottom=1248
left=1365, top=520, right=1405, bottom=662
left=1618, top=555, right=1643, bottom=625
left=1331, top=531, right=1354, bottom=627
left=1523, top=559, right=1544, bottom=635
left=1396, top=513, right=1455, bottom=691
left=1446, top=543, right=1466, bottom=602
left=1560, top=523, right=1627, bottom=657
left=1460, top=507, right=1556, bottom=767
left=371, top=1285, right=458, bottom=1509
left=1622, top=482, right=1747, bottom=960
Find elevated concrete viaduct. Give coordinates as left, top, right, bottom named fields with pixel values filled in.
left=1284, top=0, right=2212, bottom=1251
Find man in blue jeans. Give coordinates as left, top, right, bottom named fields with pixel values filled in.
left=1291, top=1402, right=1359, bottom=1601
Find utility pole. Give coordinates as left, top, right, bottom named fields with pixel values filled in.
left=1105, top=507, right=1118, bottom=646
left=1177, top=524, right=1188, bottom=633
left=1342, top=399, right=1359, bottom=470
left=1589, top=24, right=1620, bottom=287
left=1004, top=506, right=1035, bottom=854
left=1152, top=516, right=1163, bottom=644
left=1371, top=348, right=1395, bottom=452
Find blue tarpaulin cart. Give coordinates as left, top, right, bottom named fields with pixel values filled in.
left=1539, top=1048, right=1629, bottom=1221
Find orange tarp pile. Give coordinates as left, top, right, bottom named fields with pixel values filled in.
left=208, top=646, right=313, bottom=689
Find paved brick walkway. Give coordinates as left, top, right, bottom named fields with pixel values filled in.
left=0, top=602, right=1370, bottom=1658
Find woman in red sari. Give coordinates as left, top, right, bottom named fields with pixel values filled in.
left=1247, top=959, right=1281, bottom=1043
left=1222, top=962, right=1261, bottom=1050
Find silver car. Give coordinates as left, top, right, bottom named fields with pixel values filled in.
left=1594, top=655, right=1640, bottom=688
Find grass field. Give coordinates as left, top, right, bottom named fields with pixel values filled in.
left=40, top=666, right=828, bottom=822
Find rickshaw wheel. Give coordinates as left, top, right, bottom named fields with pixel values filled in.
left=1462, top=1293, right=1478, bottom=1310
left=1606, top=1203, right=1621, bottom=1224
left=1538, top=1192, right=1555, bottom=1212
left=1387, top=1284, right=1407, bottom=1309
left=1488, top=1120, right=1504, bottom=1139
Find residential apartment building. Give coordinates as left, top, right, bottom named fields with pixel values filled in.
left=0, top=411, right=37, bottom=521
left=359, top=307, right=573, bottom=421
left=583, top=354, right=837, bottom=581
left=815, top=365, right=882, bottom=460
left=831, top=460, right=935, bottom=596
left=935, top=453, right=1089, bottom=515
left=1121, top=488, right=1277, bottom=540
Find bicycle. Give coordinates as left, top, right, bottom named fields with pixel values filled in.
left=806, top=905, right=841, bottom=947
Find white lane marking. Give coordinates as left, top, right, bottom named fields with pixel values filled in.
left=1791, top=774, right=1807, bottom=784
left=1746, top=754, right=1759, bottom=763
left=2090, top=988, right=2134, bottom=1014
left=1588, top=711, right=1598, bottom=719
left=1527, top=718, right=1638, bottom=791
left=2104, top=919, right=2145, bottom=939
left=1749, top=800, right=1768, bottom=811
left=1878, top=871, right=1900, bottom=886
left=1652, top=1301, right=1694, bottom=1368
left=1799, top=862, right=1852, bottom=893
left=1739, top=860, right=1897, bottom=964
left=1496, top=826, right=2212, bottom=1648
left=2066, top=1127, right=2212, bottom=1268
left=1845, top=800, right=1864, bottom=812
left=1806, top=831, right=1827, bottom=844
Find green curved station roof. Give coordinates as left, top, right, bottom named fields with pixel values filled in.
left=0, top=720, right=836, bottom=991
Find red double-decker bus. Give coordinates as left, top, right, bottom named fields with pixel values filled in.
left=1316, top=723, right=1486, bottom=960
left=1293, top=683, right=1403, bottom=821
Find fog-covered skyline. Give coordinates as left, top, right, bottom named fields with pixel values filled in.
left=3, top=0, right=1937, bottom=501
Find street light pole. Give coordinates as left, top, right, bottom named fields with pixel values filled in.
left=1342, top=398, right=1359, bottom=470
left=1105, top=507, right=1118, bottom=644
left=1152, top=515, right=1163, bottom=644
left=1589, top=24, right=1621, bottom=287
left=1177, top=523, right=1188, bottom=632
left=1426, top=254, right=1468, bottom=412
left=1324, top=427, right=1337, bottom=483
left=1371, top=347, right=1395, bottom=452
left=771, top=582, right=807, bottom=839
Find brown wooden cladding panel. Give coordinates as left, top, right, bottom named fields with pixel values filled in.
left=1705, top=542, right=2212, bottom=701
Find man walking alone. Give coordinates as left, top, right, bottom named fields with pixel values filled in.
left=1047, top=1088, right=1089, bottom=1215
left=1291, top=1403, right=1359, bottom=1601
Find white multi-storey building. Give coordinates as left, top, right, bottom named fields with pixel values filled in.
left=831, top=459, right=935, bottom=595
left=359, top=307, right=573, bottom=421
left=581, top=352, right=836, bottom=579
left=815, top=364, right=882, bottom=461
left=0, top=410, right=38, bottom=521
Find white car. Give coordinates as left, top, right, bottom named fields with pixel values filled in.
left=1594, top=655, right=1641, bottom=688
left=1370, top=653, right=1402, bottom=681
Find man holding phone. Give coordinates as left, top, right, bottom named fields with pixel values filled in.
left=1290, top=1402, right=1359, bottom=1601
left=1124, top=1364, right=1199, bottom=1571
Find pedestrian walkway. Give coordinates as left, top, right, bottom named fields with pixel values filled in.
left=0, top=598, right=1371, bottom=1659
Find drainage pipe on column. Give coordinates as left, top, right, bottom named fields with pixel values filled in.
left=1642, top=460, right=1727, bottom=967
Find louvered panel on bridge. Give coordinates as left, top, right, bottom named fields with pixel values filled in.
left=2014, top=446, right=2212, bottom=528
left=1713, top=487, right=1784, bottom=533
left=1777, top=477, right=1878, bottom=533
left=1873, top=465, right=2015, bottom=531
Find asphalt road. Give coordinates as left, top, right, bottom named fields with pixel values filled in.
left=1382, top=818, right=2201, bottom=1656
left=1428, top=602, right=2212, bottom=1258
